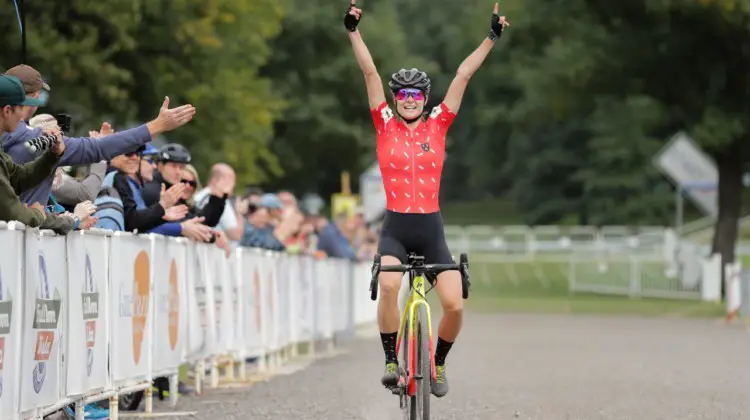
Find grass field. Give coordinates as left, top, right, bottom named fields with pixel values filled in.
left=459, top=254, right=726, bottom=318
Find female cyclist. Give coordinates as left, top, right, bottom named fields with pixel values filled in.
left=345, top=1, right=509, bottom=398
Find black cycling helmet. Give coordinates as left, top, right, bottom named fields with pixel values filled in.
left=158, top=143, right=191, bottom=163
left=388, top=68, right=431, bottom=96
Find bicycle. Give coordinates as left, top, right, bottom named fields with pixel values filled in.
left=369, top=252, right=470, bottom=420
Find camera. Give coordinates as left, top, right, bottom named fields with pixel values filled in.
left=24, top=113, right=73, bottom=153
left=55, top=114, right=71, bottom=133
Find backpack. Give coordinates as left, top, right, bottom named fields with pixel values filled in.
left=93, top=171, right=125, bottom=231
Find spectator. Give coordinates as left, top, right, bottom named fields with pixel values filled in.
left=235, top=186, right=263, bottom=223
left=138, top=143, right=160, bottom=182
left=1, top=64, right=196, bottom=206
left=194, top=163, right=244, bottom=242
left=240, top=193, right=301, bottom=251
left=243, top=186, right=264, bottom=205
left=277, top=190, right=297, bottom=210
left=0, top=75, right=62, bottom=227
left=142, top=143, right=224, bottom=227
left=181, top=164, right=201, bottom=209
left=107, top=150, right=189, bottom=234
left=314, top=214, right=358, bottom=261
left=29, top=114, right=106, bottom=212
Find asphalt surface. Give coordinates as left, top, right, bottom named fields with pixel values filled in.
left=132, top=313, right=750, bottom=420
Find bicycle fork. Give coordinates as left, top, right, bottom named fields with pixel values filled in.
left=395, top=296, right=437, bottom=397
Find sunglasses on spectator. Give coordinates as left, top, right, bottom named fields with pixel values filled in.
left=124, top=152, right=139, bottom=158
left=395, top=88, right=424, bottom=101
left=180, top=179, right=197, bottom=187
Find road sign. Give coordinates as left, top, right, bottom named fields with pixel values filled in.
left=653, top=132, right=718, bottom=218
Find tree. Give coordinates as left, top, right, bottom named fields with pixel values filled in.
left=0, top=0, right=284, bottom=187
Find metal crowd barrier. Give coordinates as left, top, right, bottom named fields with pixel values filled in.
left=0, top=222, right=377, bottom=420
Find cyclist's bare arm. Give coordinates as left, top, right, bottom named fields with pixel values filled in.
left=444, top=3, right=510, bottom=114
left=346, top=1, right=386, bottom=109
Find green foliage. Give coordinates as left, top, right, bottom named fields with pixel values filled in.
left=2, top=0, right=748, bottom=259
left=0, top=0, right=284, bottom=187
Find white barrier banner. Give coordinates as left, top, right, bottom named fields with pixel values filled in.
left=276, top=255, right=290, bottom=348
left=208, top=247, right=232, bottom=354
left=332, top=260, right=347, bottom=333
left=295, top=257, right=314, bottom=342
left=65, top=232, right=109, bottom=396
left=0, top=229, right=24, bottom=419
left=109, top=233, right=152, bottom=383
left=267, top=254, right=280, bottom=351
left=198, top=244, right=218, bottom=358
left=242, top=251, right=263, bottom=355
left=152, top=237, right=187, bottom=375
left=354, top=263, right=375, bottom=325
left=314, top=260, right=333, bottom=340
left=228, top=253, right=242, bottom=355
left=184, top=242, right=205, bottom=359
left=20, top=231, right=65, bottom=411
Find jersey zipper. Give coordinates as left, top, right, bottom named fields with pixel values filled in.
left=408, top=129, right=416, bottom=207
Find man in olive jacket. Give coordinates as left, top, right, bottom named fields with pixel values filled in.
left=0, top=75, right=65, bottom=227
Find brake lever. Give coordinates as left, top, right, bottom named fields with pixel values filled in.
left=460, top=262, right=471, bottom=286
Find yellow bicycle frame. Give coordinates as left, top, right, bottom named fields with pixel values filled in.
left=395, top=272, right=436, bottom=397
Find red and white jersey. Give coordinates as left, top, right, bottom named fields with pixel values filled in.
left=371, top=101, right=456, bottom=214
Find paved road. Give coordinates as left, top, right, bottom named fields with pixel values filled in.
left=135, top=313, right=750, bottom=420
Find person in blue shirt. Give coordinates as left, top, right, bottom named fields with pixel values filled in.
left=1, top=64, right=196, bottom=205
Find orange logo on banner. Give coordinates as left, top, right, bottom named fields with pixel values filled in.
left=34, top=331, right=54, bottom=361
left=86, top=321, right=96, bottom=348
left=254, top=268, right=261, bottom=332
left=168, top=259, right=179, bottom=350
left=132, top=251, right=150, bottom=365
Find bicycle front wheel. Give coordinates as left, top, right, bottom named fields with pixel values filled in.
left=416, top=304, right=431, bottom=419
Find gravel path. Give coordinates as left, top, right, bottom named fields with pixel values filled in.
left=132, top=313, right=750, bottom=420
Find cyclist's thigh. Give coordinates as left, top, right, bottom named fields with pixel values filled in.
left=377, top=234, right=407, bottom=295
left=421, top=215, right=462, bottom=306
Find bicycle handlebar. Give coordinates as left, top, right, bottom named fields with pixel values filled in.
left=378, top=263, right=461, bottom=274
left=369, top=253, right=471, bottom=301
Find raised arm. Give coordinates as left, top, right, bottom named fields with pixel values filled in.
left=345, top=1, right=386, bottom=109
left=443, top=3, right=510, bottom=114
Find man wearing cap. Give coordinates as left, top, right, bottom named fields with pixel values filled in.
left=1, top=64, right=197, bottom=207
left=0, top=75, right=65, bottom=227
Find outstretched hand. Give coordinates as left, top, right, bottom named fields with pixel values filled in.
left=489, top=2, right=510, bottom=40
left=344, top=0, right=362, bottom=32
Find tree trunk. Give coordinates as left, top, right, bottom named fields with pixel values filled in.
left=711, top=138, right=744, bottom=297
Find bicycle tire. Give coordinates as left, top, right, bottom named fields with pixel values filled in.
left=417, top=305, right=431, bottom=419
left=400, top=310, right=412, bottom=419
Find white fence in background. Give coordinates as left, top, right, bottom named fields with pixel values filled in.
left=446, top=224, right=750, bottom=305
left=444, top=224, right=677, bottom=256
left=0, top=222, right=376, bottom=420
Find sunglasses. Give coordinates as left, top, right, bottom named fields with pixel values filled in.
left=180, top=179, right=197, bottom=188
left=124, top=152, right=139, bottom=158
left=395, top=88, right=425, bottom=101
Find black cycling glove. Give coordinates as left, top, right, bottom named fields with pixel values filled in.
left=344, top=3, right=360, bottom=32
left=488, top=13, right=506, bottom=41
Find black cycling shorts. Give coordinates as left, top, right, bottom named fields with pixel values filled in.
left=377, top=210, right=453, bottom=266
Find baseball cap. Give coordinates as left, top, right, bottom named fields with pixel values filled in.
left=259, top=193, right=283, bottom=209
left=5, top=64, right=50, bottom=93
left=0, top=75, right=45, bottom=107
left=28, top=113, right=58, bottom=130
left=141, top=143, right=159, bottom=156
